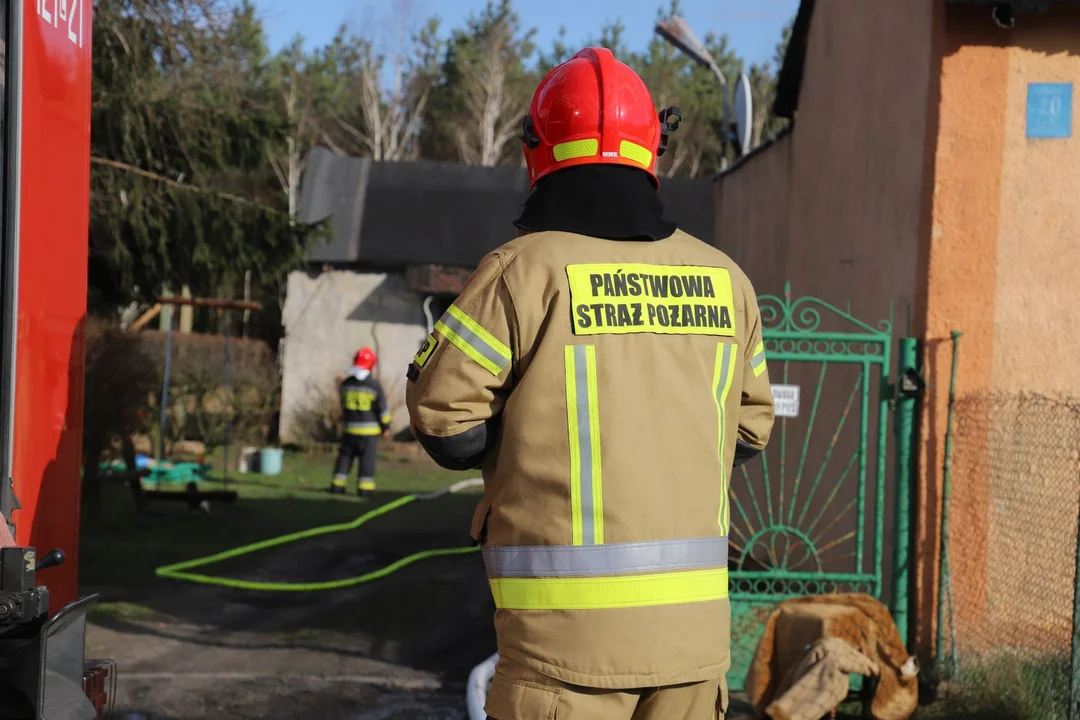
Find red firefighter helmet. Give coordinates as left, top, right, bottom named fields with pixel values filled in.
left=520, top=47, right=681, bottom=188
left=353, top=347, right=377, bottom=370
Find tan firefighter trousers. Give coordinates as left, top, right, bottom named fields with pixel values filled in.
left=485, top=656, right=729, bottom=720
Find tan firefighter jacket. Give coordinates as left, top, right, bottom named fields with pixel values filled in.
left=405, top=229, right=775, bottom=689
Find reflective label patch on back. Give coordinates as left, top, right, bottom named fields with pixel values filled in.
left=344, top=390, right=376, bottom=412
left=566, top=264, right=737, bottom=337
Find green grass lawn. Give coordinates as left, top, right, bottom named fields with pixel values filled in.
left=917, top=654, right=1072, bottom=720
left=80, top=446, right=476, bottom=588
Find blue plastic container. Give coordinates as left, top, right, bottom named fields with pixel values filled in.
left=259, top=447, right=284, bottom=476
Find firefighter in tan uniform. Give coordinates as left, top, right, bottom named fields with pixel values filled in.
left=406, top=47, right=774, bottom=720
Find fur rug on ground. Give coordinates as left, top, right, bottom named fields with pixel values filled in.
left=744, top=593, right=919, bottom=720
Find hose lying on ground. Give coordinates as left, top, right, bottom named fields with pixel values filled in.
left=155, top=478, right=484, bottom=591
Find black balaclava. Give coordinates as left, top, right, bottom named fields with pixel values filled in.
left=514, top=164, right=677, bottom=241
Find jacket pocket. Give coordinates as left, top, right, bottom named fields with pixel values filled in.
left=485, top=672, right=561, bottom=720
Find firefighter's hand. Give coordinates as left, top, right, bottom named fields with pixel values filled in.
left=382, top=429, right=390, bottom=440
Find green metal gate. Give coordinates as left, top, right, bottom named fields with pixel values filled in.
left=727, top=284, right=895, bottom=689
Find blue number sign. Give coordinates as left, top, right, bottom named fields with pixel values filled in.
left=1027, top=83, right=1072, bottom=139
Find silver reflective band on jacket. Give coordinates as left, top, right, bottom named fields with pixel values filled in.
left=482, top=536, right=729, bottom=578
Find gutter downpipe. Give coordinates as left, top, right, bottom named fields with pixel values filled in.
left=422, top=295, right=435, bottom=335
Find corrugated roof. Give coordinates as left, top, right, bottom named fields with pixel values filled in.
left=297, top=150, right=717, bottom=269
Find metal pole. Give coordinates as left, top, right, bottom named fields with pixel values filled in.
left=158, top=306, right=174, bottom=461
left=1070, top=479, right=1080, bottom=720
left=937, top=331, right=962, bottom=671
left=223, top=322, right=231, bottom=488
left=892, top=337, right=917, bottom=644
left=243, top=270, right=252, bottom=339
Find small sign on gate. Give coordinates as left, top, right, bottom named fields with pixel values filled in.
left=770, top=384, right=800, bottom=418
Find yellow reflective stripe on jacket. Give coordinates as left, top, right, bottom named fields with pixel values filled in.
left=713, top=343, right=738, bottom=534
left=565, top=345, right=603, bottom=546
left=751, top=341, right=767, bottom=378
left=488, top=567, right=728, bottom=610
left=380, top=412, right=392, bottom=425
left=346, top=421, right=382, bottom=436
left=434, top=305, right=511, bottom=376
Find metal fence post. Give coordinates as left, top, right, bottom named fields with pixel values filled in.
left=1070, top=490, right=1080, bottom=720
left=937, top=331, right=961, bottom=673
left=157, top=306, right=174, bottom=461
left=892, top=337, right=918, bottom=644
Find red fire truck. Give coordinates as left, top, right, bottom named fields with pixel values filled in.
left=0, top=0, right=111, bottom=717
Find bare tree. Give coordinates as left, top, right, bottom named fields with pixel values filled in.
left=749, top=63, right=776, bottom=149
left=328, top=1, right=441, bottom=162
left=454, top=25, right=528, bottom=167
left=416, top=0, right=535, bottom=168
left=267, top=39, right=321, bottom=217
left=336, top=39, right=433, bottom=162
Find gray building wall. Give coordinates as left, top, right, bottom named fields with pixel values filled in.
left=280, top=270, right=427, bottom=443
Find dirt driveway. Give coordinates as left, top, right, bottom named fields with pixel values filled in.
left=85, top=499, right=497, bottom=718
left=80, top=449, right=760, bottom=719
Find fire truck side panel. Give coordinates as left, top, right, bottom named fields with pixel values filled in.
left=11, top=0, right=93, bottom=613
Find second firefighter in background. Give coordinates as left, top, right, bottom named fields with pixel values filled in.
left=330, top=347, right=391, bottom=496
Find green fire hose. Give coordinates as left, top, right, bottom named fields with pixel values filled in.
left=155, top=478, right=483, bottom=591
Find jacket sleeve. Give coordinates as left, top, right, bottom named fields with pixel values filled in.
left=375, top=381, right=392, bottom=431
left=734, top=278, right=775, bottom=467
left=405, top=253, right=515, bottom=470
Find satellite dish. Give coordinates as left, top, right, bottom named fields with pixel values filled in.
left=732, top=72, right=753, bottom=157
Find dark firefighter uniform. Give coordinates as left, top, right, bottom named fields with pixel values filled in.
left=406, top=47, right=774, bottom=719
left=331, top=348, right=391, bottom=496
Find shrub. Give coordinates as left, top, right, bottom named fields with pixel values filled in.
left=136, top=330, right=277, bottom=452
left=82, top=317, right=159, bottom=509
left=288, top=384, right=342, bottom=447
left=83, top=318, right=159, bottom=463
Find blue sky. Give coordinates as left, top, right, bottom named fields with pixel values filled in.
left=251, top=0, right=798, bottom=69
